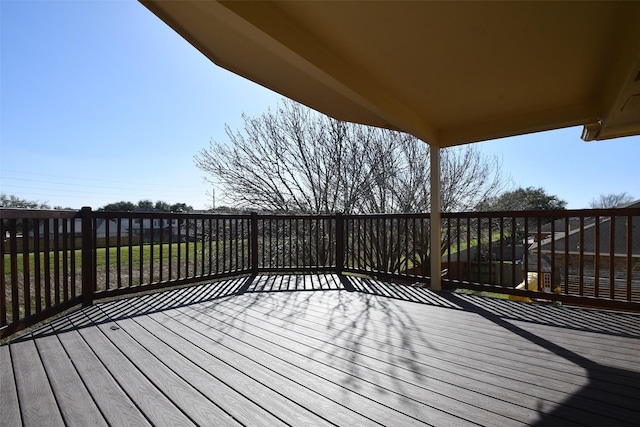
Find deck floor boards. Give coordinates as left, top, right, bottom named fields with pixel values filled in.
left=2, top=274, right=640, bottom=426
left=0, top=345, right=23, bottom=426
left=201, top=292, right=625, bottom=425
left=52, top=317, right=153, bottom=427
left=33, top=325, right=107, bottom=427
left=10, top=338, right=65, bottom=427
left=135, top=308, right=338, bottom=427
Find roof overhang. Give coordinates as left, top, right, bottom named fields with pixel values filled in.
left=140, top=1, right=640, bottom=147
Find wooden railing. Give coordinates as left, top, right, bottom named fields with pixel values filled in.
left=441, top=209, right=640, bottom=308
left=1, top=209, right=83, bottom=338
left=2, top=207, right=639, bottom=338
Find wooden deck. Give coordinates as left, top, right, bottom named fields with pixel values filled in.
left=2, top=274, right=639, bottom=426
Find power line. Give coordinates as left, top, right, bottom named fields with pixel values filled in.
left=0, top=169, right=214, bottom=207
left=0, top=177, right=203, bottom=195
left=1, top=169, right=165, bottom=186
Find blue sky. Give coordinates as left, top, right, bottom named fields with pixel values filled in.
left=2, top=1, right=638, bottom=211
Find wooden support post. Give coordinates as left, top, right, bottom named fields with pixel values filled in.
left=251, top=212, right=259, bottom=275
left=335, top=213, right=344, bottom=274
left=430, top=147, right=442, bottom=291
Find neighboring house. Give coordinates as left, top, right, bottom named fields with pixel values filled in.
left=536, top=217, right=596, bottom=241
left=33, top=216, right=182, bottom=244
left=34, top=218, right=121, bottom=239
left=535, top=200, right=640, bottom=270
left=126, top=217, right=180, bottom=240
left=121, top=218, right=180, bottom=242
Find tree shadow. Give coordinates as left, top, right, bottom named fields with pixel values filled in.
left=19, top=273, right=350, bottom=341
left=9, top=273, right=640, bottom=425
left=15, top=275, right=255, bottom=341
left=437, top=292, right=640, bottom=426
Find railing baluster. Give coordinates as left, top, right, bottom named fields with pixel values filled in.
left=150, top=218, right=155, bottom=283
left=44, top=219, right=51, bottom=309
left=116, top=217, right=122, bottom=288
left=222, top=217, right=227, bottom=272
left=627, top=215, right=633, bottom=301
left=499, top=217, right=504, bottom=287
left=579, top=216, right=585, bottom=297
left=0, top=219, right=7, bottom=326
left=21, top=219, right=31, bottom=316
left=9, top=219, right=19, bottom=322
left=474, top=215, right=480, bottom=282
left=33, top=219, right=42, bottom=313
left=159, top=218, right=164, bottom=282
left=355, top=216, right=359, bottom=271
left=139, top=217, right=144, bottom=285
left=445, top=217, right=451, bottom=275
left=127, top=218, right=133, bottom=287
left=193, top=218, right=198, bottom=277
left=550, top=215, right=556, bottom=294
left=336, top=213, right=344, bottom=273
left=609, top=214, right=616, bottom=300
left=467, top=215, right=473, bottom=281
left=511, top=216, right=516, bottom=288
left=413, top=216, right=418, bottom=278
left=207, top=218, right=212, bottom=275
left=453, top=216, right=459, bottom=282
left=404, top=216, right=409, bottom=274
left=70, top=217, right=77, bottom=299
left=359, top=217, right=364, bottom=271
left=241, top=217, right=246, bottom=271
left=201, top=217, right=205, bottom=275
left=215, top=218, right=220, bottom=275
left=62, top=218, right=69, bottom=301
left=523, top=216, right=528, bottom=288
left=595, top=215, right=600, bottom=298
left=251, top=213, right=258, bottom=274
left=177, top=218, right=182, bottom=279
left=488, top=217, right=493, bottom=285
left=105, top=218, right=111, bottom=289
left=184, top=216, right=189, bottom=278
left=53, top=218, right=61, bottom=305
left=168, top=218, right=174, bottom=280
left=301, top=219, right=306, bottom=269
left=536, top=217, right=541, bottom=291
left=315, top=217, right=320, bottom=268
left=564, top=215, right=569, bottom=295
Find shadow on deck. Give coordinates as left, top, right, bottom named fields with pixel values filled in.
left=3, top=274, right=639, bottom=426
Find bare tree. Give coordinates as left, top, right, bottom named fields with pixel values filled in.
left=194, top=99, right=509, bottom=276
left=194, top=99, right=507, bottom=214
left=589, top=192, right=634, bottom=209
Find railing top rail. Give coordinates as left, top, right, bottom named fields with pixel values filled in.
left=4, top=208, right=637, bottom=222
left=445, top=207, right=640, bottom=219
left=0, top=208, right=80, bottom=219
left=93, top=211, right=253, bottom=220
left=342, top=212, right=430, bottom=219
left=254, top=213, right=339, bottom=220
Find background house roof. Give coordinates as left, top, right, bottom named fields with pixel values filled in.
left=140, top=1, right=640, bottom=147
left=540, top=214, right=640, bottom=256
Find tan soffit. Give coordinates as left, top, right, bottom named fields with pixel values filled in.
left=140, top=1, right=640, bottom=147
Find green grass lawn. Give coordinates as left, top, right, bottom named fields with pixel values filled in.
left=3, top=241, right=244, bottom=320
left=3, top=242, right=208, bottom=275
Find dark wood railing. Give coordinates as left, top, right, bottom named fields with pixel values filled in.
left=2, top=207, right=639, bottom=338
left=441, top=209, right=640, bottom=308
left=2, top=209, right=84, bottom=338
left=343, top=213, right=430, bottom=280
